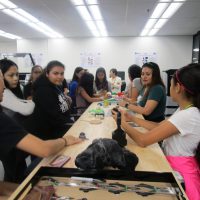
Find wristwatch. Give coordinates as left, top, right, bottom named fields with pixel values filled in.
left=125, top=103, right=129, bottom=109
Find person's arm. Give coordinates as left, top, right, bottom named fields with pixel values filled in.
left=16, top=134, right=82, bottom=158
left=124, top=111, right=160, bottom=130
left=130, top=87, right=139, bottom=102
left=23, top=83, right=32, bottom=100
left=119, top=99, right=158, bottom=116
left=121, top=114, right=178, bottom=147
left=108, top=81, right=112, bottom=93
left=80, top=88, right=102, bottom=103
left=112, top=109, right=160, bottom=130
left=1, top=89, right=35, bottom=115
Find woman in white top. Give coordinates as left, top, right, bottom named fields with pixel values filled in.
left=109, top=68, right=122, bottom=94
left=113, top=63, right=200, bottom=200
left=0, top=59, right=34, bottom=123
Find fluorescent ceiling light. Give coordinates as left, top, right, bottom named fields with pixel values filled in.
left=89, top=5, right=102, bottom=20
left=148, top=28, right=159, bottom=36
left=86, top=21, right=97, bottom=30
left=151, top=3, right=169, bottom=18
left=2, top=9, right=29, bottom=23
left=4, top=32, right=21, bottom=39
left=99, top=29, right=108, bottom=37
left=193, top=48, right=199, bottom=52
left=91, top=30, right=100, bottom=37
left=144, top=19, right=157, bottom=29
left=154, top=18, right=168, bottom=29
left=0, top=4, right=5, bottom=9
left=86, top=0, right=98, bottom=4
left=96, top=20, right=106, bottom=30
left=0, top=0, right=17, bottom=8
left=0, top=29, right=21, bottom=39
left=71, top=0, right=84, bottom=6
left=161, top=3, right=182, bottom=18
left=174, top=0, right=186, bottom=1
left=14, top=8, right=39, bottom=23
left=31, top=22, right=63, bottom=38
left=140, top=29, right=150, bottom=36
left=76, top=6, right=92, bottom=20
left=27, top=22, right=55, bottom=38
left=160, top=0, right=172, bottom=2
left=37, top=22, right=55, bottom=33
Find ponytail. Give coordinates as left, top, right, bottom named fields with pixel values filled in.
left=173, top=63, right=200, bottom=110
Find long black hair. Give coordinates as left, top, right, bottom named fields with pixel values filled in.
left=79, top=72, right=94, bottom=97
left=95, top=67, right=108, bottom=91
left=172, top=63, right=200, bottom=109
left=0, top=59, right=23, bottom=98
left=142, top=62, right=165, bottom=97
left=72, top=67, right=84, bottom=82
left=45, top=60, right=65, bottom=74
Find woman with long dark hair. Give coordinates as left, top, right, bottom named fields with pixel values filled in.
left=0, top=59, right=35, bottom=122
left=94, top=67, right=111, bottom=95
left=76, top=72, right=103, bottom=114
left=120, top=62, right=166, bottom=122
left=25, top=60, right=73, bottom=140
left=69, top=67, right=85, bottom=106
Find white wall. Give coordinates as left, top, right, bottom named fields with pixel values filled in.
left=0, top=41, right=17, bottom=54
left=15, top=36, right=193, bottom=81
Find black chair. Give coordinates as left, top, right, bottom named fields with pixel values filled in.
left=121, top=81, right=126, bottom=92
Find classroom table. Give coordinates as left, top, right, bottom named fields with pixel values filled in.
left=9, top=102, right=187, bottom=200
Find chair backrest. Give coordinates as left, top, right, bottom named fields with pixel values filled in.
left=121, top=81, right=126, bottom=92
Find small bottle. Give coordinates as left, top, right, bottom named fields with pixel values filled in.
left=103, top=99, right=109, bottom=107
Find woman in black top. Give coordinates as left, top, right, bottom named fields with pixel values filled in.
left=25, top=60, right=73, bottom=140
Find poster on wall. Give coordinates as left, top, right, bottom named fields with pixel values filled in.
left=80, top=52, right=101, bottom=68
left=134, top=52, right=157, bottom=66
left=24, top=53, right=43, bottom=67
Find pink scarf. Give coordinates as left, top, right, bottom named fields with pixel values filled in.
left=166, top=156, right=200, bottom=200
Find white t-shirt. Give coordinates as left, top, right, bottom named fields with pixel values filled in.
left=163, top=107, right=200, bottom=156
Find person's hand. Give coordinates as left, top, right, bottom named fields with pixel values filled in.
left=63, top=135, right=83, bottom=146
left=120, top=110, right=132, bottom=122
left=119, top=100, right=126, bottom=107
left=122, top=96, right=130, bottom=102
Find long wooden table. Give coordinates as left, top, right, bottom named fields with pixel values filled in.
left=9, top=103, right=186, bottom=199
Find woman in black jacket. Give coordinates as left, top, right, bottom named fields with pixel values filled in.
left=25, top=60, right=73, bottom=140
